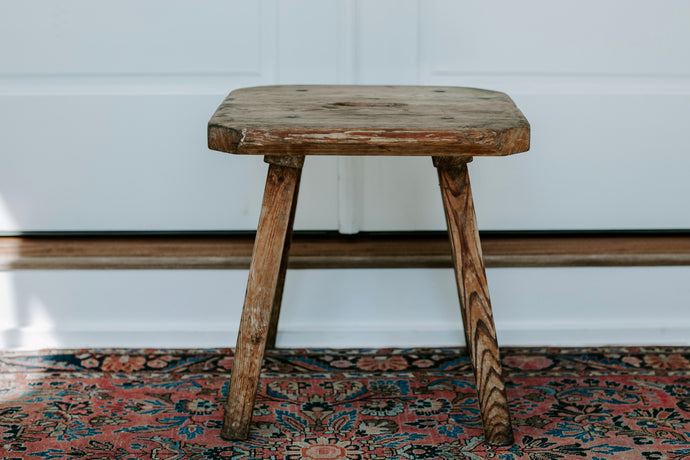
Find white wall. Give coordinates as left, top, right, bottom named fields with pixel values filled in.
left=2, top=267, right=689, bottom=349
left=1, top=1, right=689, bottom=349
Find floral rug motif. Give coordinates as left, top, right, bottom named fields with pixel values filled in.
left=1, top=347, right=689, bottom=459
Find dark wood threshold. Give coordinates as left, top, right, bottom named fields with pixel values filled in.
left=1, top=231, right=690, bottom=270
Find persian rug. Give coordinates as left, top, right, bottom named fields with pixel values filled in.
left=1, top=347, right=689, bottom=459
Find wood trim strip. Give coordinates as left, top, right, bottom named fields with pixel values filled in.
left=1, top=232, right=690, bottom=270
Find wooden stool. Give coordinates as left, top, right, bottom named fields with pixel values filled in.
left=207, top=85, right=530, bottom=446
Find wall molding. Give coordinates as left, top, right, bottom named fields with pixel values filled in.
left=1, top=231, right=689, bottom=270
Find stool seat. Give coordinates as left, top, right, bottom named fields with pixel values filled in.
left=208, top=85, right=529, bottom=156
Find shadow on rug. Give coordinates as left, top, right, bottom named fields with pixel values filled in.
left=1, top=347, right=689, bottom=459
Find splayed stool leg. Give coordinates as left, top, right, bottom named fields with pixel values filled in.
left=221, top=156, right=303, bottom=440
left=434, top=156, right=514, bottom=446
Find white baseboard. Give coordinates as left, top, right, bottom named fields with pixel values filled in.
left=1, top=267, right=689, bottom=350
left=3, top=324, right=690, bottom=351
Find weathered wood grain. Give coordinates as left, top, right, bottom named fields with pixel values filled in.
left=3, top=232, right=690, bottom=270
left=222, top=163, right=302, bottom=440
left=263, top=156, right=303, bottom=349
left=436, top=158, right=513, bottom=446
left=208, top=85, right=530, bottom=156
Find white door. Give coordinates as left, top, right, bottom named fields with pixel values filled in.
left=1, top=1, right=689, bottom=349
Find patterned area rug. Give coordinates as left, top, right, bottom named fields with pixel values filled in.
left=1, top=347, right=689, bottom=459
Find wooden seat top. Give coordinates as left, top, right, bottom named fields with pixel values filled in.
left=208, top=85, right=530, bottom=157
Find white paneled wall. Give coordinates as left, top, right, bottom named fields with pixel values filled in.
left=1, top=1, right=689, bottom=348
left=2, top=0, right=690, bottom=231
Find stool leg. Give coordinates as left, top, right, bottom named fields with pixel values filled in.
left=264, top=165, right=301, bottom=349
left=221, top=159, right=303, bottom=441
left=434, top=157, right=514, bottom=446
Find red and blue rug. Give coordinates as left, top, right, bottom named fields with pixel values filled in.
left=1, top=347, right=689, bottom=459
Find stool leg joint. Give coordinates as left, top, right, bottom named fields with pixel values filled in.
left=432, top=155, right=473, bottom=169
left=264, top=155, right=305, bottom=169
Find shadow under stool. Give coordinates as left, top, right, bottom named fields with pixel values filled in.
left=207, top=85, right=530, bottom=446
